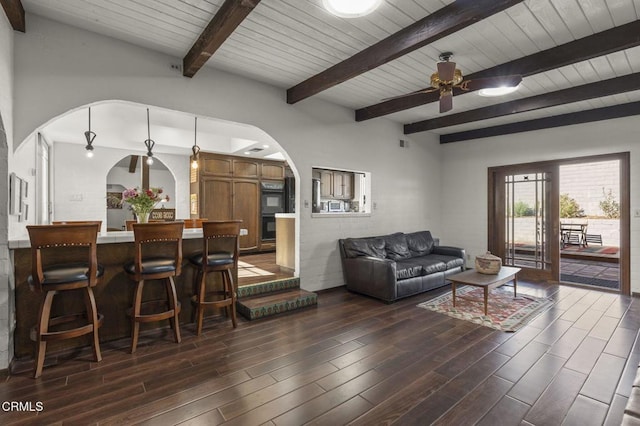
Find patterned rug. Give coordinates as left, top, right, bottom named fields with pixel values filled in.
left=417, top=286, right=554, bottom=332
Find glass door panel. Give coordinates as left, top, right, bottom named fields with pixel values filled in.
left=490, top=164, right=558, bottom=282
left=504, top=173, right=551, bottom=272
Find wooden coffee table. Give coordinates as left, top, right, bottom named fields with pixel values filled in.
left=448, top=266, right=521, bottom=315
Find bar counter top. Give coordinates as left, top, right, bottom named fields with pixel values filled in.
left=9, top=228, right=249, bottom=249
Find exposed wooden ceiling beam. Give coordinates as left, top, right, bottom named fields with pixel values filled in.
left=440, top=101, right=640, bottom=144
left=183, top=0, right=261, bottom=78
left=128, top=155, right=138, bottom=173
left=404, top=72, right=640, bottom=134
left=286, top=0, right=524, bottom=105
left=0, top=0, right=25, bottom=32
left=356, top=20, right=640, bottom=121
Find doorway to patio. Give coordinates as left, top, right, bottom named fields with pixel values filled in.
left=488, top=152, right=630, bottom=295
left=559, top=160, right=621, bottom=290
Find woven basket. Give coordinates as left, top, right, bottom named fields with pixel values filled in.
left=475, top=252, right=502, bottom=275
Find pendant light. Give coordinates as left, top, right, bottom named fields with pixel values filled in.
left=191, top=116, right=200, bottom=170
left=84, top=107, right=96, bottom=158
left=144, top=108, right=155, bottom=165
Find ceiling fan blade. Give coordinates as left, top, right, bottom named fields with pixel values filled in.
left=439, top=90, right=453, bottom=113
left=381, top=87, right=438, bottom=102
left=460, top=75, right=522, bottom=91
left=437, top=61, right=456, bottom=82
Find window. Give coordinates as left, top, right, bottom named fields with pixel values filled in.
left=311, top=167, right=370, bottom=215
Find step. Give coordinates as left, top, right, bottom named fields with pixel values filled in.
left=237, top=277, right=301, bottom=299
left=236, top=288, right=317, bottom=320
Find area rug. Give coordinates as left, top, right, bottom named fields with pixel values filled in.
left=417, top=286, right=554, bottom=332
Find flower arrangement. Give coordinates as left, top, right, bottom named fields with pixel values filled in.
left=122, top=187, right=169, bottom=222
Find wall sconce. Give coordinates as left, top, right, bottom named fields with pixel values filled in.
left=144, top=108, right=155, bottom=165
left=84, top=107, right=96, bottom=158
left=191, top=116, right=200, bottom=170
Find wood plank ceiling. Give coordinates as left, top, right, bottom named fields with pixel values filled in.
left=15, top=0, right=640, bottom=143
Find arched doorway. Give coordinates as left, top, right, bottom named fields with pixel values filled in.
left=106, top=156, right=176, bottom=231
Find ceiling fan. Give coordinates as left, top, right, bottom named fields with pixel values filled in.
left=385, top=52, right=522, bottom=113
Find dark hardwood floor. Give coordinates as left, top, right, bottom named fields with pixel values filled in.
left=1, top=280, right=638, bottom=425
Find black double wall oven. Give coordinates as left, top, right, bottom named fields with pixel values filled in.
left=260, top=181, right=285, bottom=241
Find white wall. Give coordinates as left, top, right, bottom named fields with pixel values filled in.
left=49, top=142, right=187, bottom=233
left=439, top=119, right=639, bottom=293
left=12, top=15, right=443, bottom=293
left=0, top=11, right=14, bottom=370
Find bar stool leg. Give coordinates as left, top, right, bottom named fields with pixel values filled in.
left=83, top=286, right=102, bottom=362
left=191, top=269, right=201, bottom=324
left=130, top=280, right=145, bottom=354
left=34, top=291, right=55, bottom=378
left=225, top=270, right=237, bottom=328
left=166, top=276, right=181, bottom=344
left=195, top=270, right=207, bottom=336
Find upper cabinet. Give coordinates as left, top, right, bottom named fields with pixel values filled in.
left=333, top=171, right=353, bottom=200
left=233, top=159, right=259, bottom=178
left=262, top=163, right=285, bottom=179
left=202, top=157, right=233, bottom=176
left=316, top=169, right=353, bottom=200
left=319, top=170, right=333, bottom=198
left=200, top=153, right=284, bottom=179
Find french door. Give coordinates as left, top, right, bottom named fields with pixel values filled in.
left=489, top=164, right=559, bottom=282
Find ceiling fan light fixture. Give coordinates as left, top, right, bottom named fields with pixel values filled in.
left=322, top=0, right=382, bottom=18
left=478, top=85, right=519, bottom=97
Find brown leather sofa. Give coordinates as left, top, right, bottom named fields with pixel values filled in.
left=338, top=231, right=465, bottom=303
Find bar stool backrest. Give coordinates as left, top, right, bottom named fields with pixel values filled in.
left=53, top=220, right=103, bottom=229
left=131, top=221, right=184, bottom=278
left=183, top=218, right=208, bottom=229
left=27, top=222, right=101, bottom=291
left=202, top=220, right=241, bottom=265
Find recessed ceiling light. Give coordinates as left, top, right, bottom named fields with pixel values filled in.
left=244, top=151, right=252, bottom=155
left=322, top=0, right=382, bottom=18
left=478, top=86, right=520, bottom=97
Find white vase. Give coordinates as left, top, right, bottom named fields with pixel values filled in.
left=136, top=211, right=150, bottom=223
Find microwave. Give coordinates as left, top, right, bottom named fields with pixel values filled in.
left=328, top=200, right=343, bottom=212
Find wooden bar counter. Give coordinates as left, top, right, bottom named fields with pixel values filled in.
left=9, top=229, right=238, bottom=360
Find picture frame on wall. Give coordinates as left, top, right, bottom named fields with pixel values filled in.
left=19, top=202, right=28, bottom=222
left=21, top=179, right=28, bottom=199
left=9, top=173, right=22, bottom=215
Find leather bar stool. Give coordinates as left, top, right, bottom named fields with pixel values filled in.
left=124, top=221, right=184, bottom=353
left=26, top=222, right=104, bottom=378
left=189, top=221, right=241, bottom=335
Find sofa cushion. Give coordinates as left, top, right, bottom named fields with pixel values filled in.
left=384, top=233, right=412, bottom=260
left=419, top=257, right=448, bottom=274
left=428, top=254, right=464, bottom=270
left=343, top=237, right=386, bottom=259
left=406, top=231, right=435, bottom=256
left=395, top=258, right=425, bottom=280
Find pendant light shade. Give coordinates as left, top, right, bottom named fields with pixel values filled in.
left=84, top=107, right=96, bottom=158
left=191, top=116, right=200, bottom=170
left=144, top=108, right=155, bottom=165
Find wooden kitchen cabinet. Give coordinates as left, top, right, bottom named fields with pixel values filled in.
left=319, top=170, right=333, bottom=198
left=330, top=171, right=354, bottom=199
left=233, top=159, right=259, bottom=178
left=200, top=177, right=259, bottom=251
left=202, top=157, right=232, bottom=176
left=262, top=163, right=285, bottom=179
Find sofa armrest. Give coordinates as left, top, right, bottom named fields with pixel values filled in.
left=342, top=256, right=397, bottom=302
left=432, top=245, right=466, bottom=260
